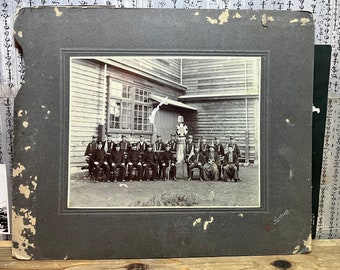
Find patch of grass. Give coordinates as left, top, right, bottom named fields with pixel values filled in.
left=134, top=193, right=199, bottom=207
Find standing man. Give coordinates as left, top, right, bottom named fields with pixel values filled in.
left=200, top=136, right=209, bottom=159
left=214, top=137, right=225, bottom=156
left=167, top=133, right=177, bottom=155
left=161, top=144, right=177, bottom=180
left=127, top=143, right=143, bottom=181
left=136, top=135, right=147, bottom=159
left=154, top=135, right=165, bottom=179
left=142, top=144, right=158, bottom=181
left=223, top=146, right=239, bottom=182
left=92, top=141, right=110, bottom=183
left=227, top=136, right=241, bottom=171
left=184, top=135, right=194, bottom=177
left=214, top=137, right=225, bottom=180
left=188, top=145, right=205, bottom=181
left=203, top=145, right=220, bottom=181
left=104, top=134, right=116, bottom=162
left=84, top=135, right=97, bottom=177
left=109, top=144, right=126, bottom=182
left=119, top=135, right=130, bottom=164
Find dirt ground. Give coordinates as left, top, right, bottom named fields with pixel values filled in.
left=68, top=164, right=259, bottom=208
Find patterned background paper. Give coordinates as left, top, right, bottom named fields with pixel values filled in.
left=0, top=0, right=339, bottom=238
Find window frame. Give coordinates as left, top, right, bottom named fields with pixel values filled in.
left=106, top=77, right=153, bottom=135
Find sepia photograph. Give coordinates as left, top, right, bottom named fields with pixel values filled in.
left=67, top=56, right=261, bottom=208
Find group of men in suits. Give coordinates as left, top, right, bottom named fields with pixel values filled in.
left=84, top=134, right=177, bottom=182
left=84, top=133, right=240, bottom=183
left=184, top=135, right=241, bottom=182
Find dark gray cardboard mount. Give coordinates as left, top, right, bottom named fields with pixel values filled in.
left=12, top=8, right=314, bottom=259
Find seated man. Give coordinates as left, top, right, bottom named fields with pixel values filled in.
left=109, top=144, right=126, bottom=182
left=127, top=143, right=143, bottom=181
left=92, top=141, right=110, bottom=183
left=161, top=144, right=177, bottom=181
left=142, top=144, right=158, bottom=181
left=223, top=146, right=239, bottom=182
left=188, top=145, right=204, bottom=181
left=203, top=145, right=220, bottom=181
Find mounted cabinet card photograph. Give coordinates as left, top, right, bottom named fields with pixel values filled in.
left=12, top=8, right=314, bottom=259
left=68, top=56, right=261, bottom=209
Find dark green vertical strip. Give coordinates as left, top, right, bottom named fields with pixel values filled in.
left=312, top=45, right=331, bottom=238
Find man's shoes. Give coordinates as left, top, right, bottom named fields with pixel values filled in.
left=200, top=178, right=204, bottom=182
left=187, top=177, right=191, bottom=181
left=173, top=177, right=177, bottom=181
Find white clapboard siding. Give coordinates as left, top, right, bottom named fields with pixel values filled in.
left=113, top=58, right=181, bottom=83
left=70, top=59, right=107, bottom=170
left=105, top=65, right=181, bottom=100
left=184, top=98, right=259, bottom=162
left=181, top=57, right=261, bottom=163
left=182, top=57, right=261, bottom=96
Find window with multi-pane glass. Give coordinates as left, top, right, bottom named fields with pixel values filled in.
left=107, top=78, right=152, bottom=133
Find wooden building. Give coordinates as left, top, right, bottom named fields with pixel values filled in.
left=69, top=57, right=260, bottom=172
left=180, top=57, right=261, bottom=164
